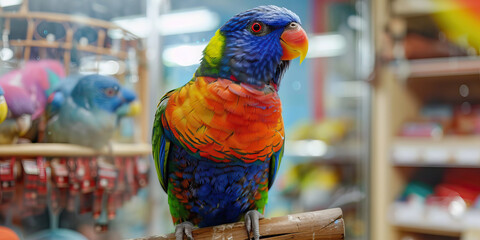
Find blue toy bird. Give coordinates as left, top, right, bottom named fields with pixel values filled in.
left=46, top=74, right=139, bottom=149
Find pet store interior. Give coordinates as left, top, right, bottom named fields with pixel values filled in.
left=0, top=0, right=478, bottom=240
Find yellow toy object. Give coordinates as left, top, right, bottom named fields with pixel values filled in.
left=312, top=119, right=350, bottom=144
left=127, top=100, right=142, bottom=116
left=0, top=92, right=7, bottom=124
left=299, top=164, right=340, bottom=209
left=433, top=0, right=480, bottom=51
left=301, top=165, right=339, bottom=191
left=289, top=119, right=350, bottom=144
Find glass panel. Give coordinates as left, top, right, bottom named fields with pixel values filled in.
left=0, top=0, right=150, bottom=239
left=153, top=1, right=372, bottom=240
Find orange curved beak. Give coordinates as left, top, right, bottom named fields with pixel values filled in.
left=280, top=23, right=308, bottom=64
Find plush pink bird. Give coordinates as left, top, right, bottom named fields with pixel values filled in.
left=0, top=60, right=65, bottom=143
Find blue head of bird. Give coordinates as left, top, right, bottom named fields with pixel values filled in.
left=71, top=74, right=138, bottom=114
left=196, top=5, right=308, bottom=91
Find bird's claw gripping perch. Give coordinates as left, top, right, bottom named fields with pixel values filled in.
left=175, top=221, right=194, bottom=240
left=245, top=210, right=264, bottom=240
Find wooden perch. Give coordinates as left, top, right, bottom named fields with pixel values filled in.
left=137, top=208, right=344, bottom=240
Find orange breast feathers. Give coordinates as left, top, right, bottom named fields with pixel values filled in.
left=163, top=76, right=284, bottom=163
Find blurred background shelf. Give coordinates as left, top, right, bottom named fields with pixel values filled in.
left=393, top=162, right=480, bottom=168
left=390, top=203, right=480, bottom=237
left=0, top=142, right=151, bottom=157
left=394, top=57, right=480, bottom=80
left=392, top=221, right=462, bottom=237
left=373, top=0, right=480, bottom=239
left=392, top=137, right=480, bottom=167
left=285, top=140, right=359, bottom=165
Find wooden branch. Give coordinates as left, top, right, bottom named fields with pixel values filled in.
left=137, top=208, right=344, bottom=240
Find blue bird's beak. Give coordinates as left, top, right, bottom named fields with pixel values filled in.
left=118, top=88, right=141, bottom=116
left=120, top=88, right=137, bottom=103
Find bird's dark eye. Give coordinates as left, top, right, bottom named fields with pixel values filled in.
left=251, top=22, right=262, bottom=33
left=249, top=21, right=269, bottom=36
left=104, top=87, right=118, bottom=97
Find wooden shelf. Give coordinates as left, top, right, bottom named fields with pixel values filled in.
left=391, top=57, right=480, bottom=103
left=393, top=57, right=480, bottom=80
left=392, top=136, right=480, bottom=167
left=0, top=142, right=151, bottom=157
left=393, top=162, right=480, bottom=168
left=392, top=221, right=462, bottom=237
left=390, top=203, right=480, bottom=237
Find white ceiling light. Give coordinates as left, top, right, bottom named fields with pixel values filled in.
left=287, top=140, right=328, bottom=157
left=113, top=8, right=220, bottom=38
left=307, top=33, right=346, bottom=58
left=0, top=0, right=22, bottom=7
left=163, top=43, right=207, bottom=67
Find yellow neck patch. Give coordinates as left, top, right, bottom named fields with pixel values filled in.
left=203, top=30, right=225, bottom=67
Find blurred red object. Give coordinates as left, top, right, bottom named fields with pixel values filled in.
left=399, top=121, right=443, bottom=138
left=0, top=226, right=19, bottom=240
left=444, top=168, right=480, bottom=188
left=434, top=183, right=480, bottom=205
left=0, top=158, right=16, bottom=204
left=452, top=104, right=480, bottom=135
left=404, top=33, right=468, bottom=59
left=431, top=168, right=480, bottom=206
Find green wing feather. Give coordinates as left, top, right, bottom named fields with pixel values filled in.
left=268, top=139, right=284, bottom=189
left=152, top=90, right=175, bottom=192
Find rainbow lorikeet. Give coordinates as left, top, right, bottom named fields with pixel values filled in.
left=152, top=5, right=308, bottom=240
